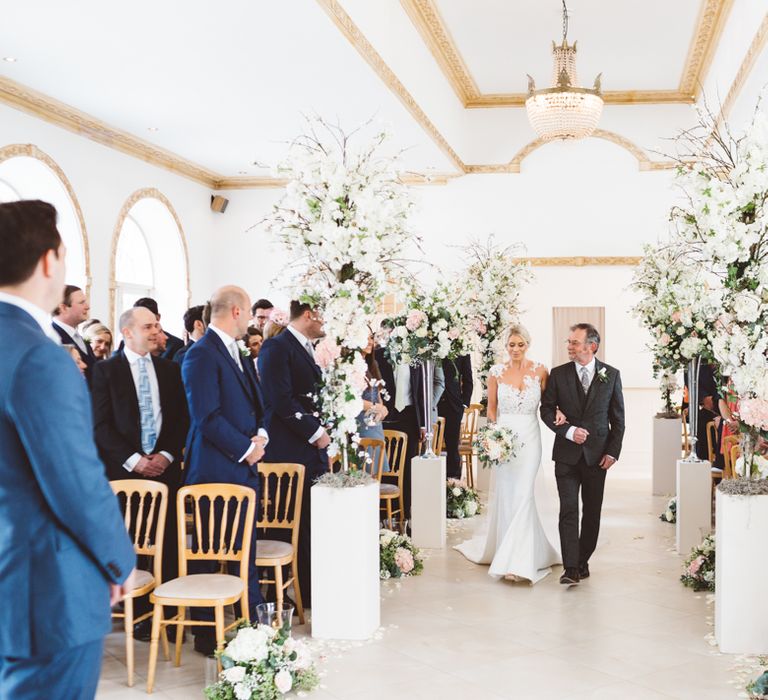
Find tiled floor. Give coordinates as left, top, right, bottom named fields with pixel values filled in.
left=97, top=475, right=752, bottom=699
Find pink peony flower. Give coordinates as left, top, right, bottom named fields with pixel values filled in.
left=659, top=332, right=671, bottom=347
left=688, top=555, right=705, bottom=575
left=738, top=398, right=768, bottom=432
left=471, top=318, right=487, bottom=335
left=348, top=365, right=368, bottom=392
left=314, top=338, right=341, bottom=369
left=405, top=309, right=427, bottom=331
left=269, top=308, right=290, bottom=327
left=671, top=311, right=682, bottom=323
left=448, top=328, right=460, bottom=340
left=394, top=547, right=414, bottom=573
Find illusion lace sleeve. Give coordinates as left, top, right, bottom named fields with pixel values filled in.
left=489, top=364, right=505, bottom=378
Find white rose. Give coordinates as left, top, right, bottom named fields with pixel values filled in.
left=732, top=291, right=762, bottom=323
left=415, top=326, right=428, bottom=338
left=234, top=682, right=252, bottom=700
left=223, top=666, right=247, bottom=684
left=275, top=669, right=293, bottom=694
left=452, top=487, right=462, bottom=497
left=464, top=500, right=478, bottom=516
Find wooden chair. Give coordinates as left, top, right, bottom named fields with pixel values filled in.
left=458, top=403, right=482, bottom=488
left=147, top=484, right=256, bottom=694
left=681, top=408, right=690, bottom=456
left=256, top=463, right=306, bottom=625
left=730, top=444, right=742, bottom=479
left=432, top=416, right=446, bottom=456
left=722, top=435, right=741, bottom=478
left=359, top=438, right=386, bottom=480
left=382, top=430, right=408, bottom=532
left=110, top=480, right=169, bottom=687
left=705, top=421, right=717, bottom=463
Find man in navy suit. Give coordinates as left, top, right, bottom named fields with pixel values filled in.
left=438, top=355, right=474, bottom=479
left=181, top=285, right=267, bottom=655
left=51, top=283, right=97, bottom=379
left=0, top=200, right=136, bottom=699
left=258, top=301, right=330, bottom=608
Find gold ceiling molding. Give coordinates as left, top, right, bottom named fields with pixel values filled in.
left=0, top=142, right=91, bottom=295
left=400, top=0, right=733, bottom=108
left=516, top=256, right=642, bottom=267
left=315, top=0, right=466, bottom=173
left=108, top=187, right=191, bottom=333
left=214, top=177, right=289, bottom=190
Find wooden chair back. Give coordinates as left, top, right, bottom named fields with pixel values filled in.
left=460, top=404, right=482, bottom=443
left=705, top=421, right=716, bottom=463
left=111, top=479, right=168, bottom=584
left=257, top=463, right=304, bottom=549
left=432, top=417, right=446, bottom=455
left=722, top=435, right=741, bottom=478
left=729, top=444, right=742, bottom=479
left=681, top=408, right=690, bottom=454
left=359, top=438, right=386, bottom=480
left=383, top=430, right=408, bottom=477
left=176, top=484, right=256, bottom=578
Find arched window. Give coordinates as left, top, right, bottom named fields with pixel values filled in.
left=0, top=146, right=89, bottom=291
left=112, top=189, right=189, bottom=339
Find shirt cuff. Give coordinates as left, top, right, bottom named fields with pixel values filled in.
left=257, top=428, right=269, bottom=445
left=239, top=442, right=256, bottom=463
left=308, top=426, right=325, bottom=445
left=565, top=426, right=577, bottom=442
left=159, top=451, right=174, bottom=464
left=123, top=453, right=142, bottom=471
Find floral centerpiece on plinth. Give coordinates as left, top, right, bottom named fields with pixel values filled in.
left=680, top=534, right=715, bottom=592
left=204, top=624, right=319, bottom=700
left=455, top=237, right=532, bottom=398
left=263, top=118, right=415, bottom=472
left=474, top=424, right=521, bottom=468
left=658, top=370, right=681, bottom=418
left=379, top=528, right=424, bottom=579
left=446, top=479, right=481, bottom=519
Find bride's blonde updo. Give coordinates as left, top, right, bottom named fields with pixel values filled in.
left=507, top=323, right=531, bottom=346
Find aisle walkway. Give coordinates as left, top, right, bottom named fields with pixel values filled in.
left=97, top=478, right=743, bottom=699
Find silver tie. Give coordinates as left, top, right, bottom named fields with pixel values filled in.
left=580, top=366, right=590, bottom=394
left=230, top=342, right=243, bottom=372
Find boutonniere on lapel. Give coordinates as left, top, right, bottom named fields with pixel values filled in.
left=597, top=367, right=609, bottom=383
left=236, top=339, right=251, bottom=359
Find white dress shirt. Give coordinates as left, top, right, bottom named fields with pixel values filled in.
left=287, top=325, right=325, bottom=445
left=394, top=363, right=413, bottom=412
left=122, top=346, right=174, bottom=471
left=208, top=324, right=268, bottom=461
left=566, top=358, right=596, bottom=443
left=0, top=292, right=60, bottom=343
left=52, top=318, right=87, bottom=353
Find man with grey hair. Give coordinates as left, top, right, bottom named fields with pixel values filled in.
left=540, top=323, right=625, bottom=586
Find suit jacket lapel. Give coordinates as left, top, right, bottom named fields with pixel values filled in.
left=571, top=363, right=587, bottom=407
left=583, top=359, right=603, bottom=414
left=285, top=330, right=321, bottom=379
left=208, top=330, right=254, bottom=399
left=117, top=353, right=141, bottom=439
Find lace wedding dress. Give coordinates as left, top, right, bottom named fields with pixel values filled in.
left=455, top=364, right=560, bottom=583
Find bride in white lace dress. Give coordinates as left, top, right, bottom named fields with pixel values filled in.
left=455, top=324, right=560, bottom=583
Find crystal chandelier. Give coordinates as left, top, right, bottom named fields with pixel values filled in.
left=525, top=0, right=603, bottom=141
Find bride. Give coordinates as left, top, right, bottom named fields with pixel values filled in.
left=455, top=324, right=560, bottom=583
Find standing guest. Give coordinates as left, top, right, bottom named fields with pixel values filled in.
left=357, top=333, right=389, bottom=470
left=438, top=354, right=474, bottom=479
left=0, top=199, right=135, bottom=699
left=91, top=306, right=189, bottom=640
left=52, top=284, right=97, bottom=378
left=114, top=298, right=184, bottom=361
left=258, top=301, right=329, bottom=608
left=174, top=304, right=206, bottom=366
left=83, top=322, right=113, bottom=360
left=246, top=327, right=263, bottom=376
left=262, top=307, right=289, bottom=340
left=151, top=326, right=168, bottom=358
left=250, top=298, right=274, bottom=331
left=63, top=343, right=88, bottom=376
left=182, top=286, right=267, bottom=655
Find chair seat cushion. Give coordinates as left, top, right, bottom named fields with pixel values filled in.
left=132, top=569, right=155, bottom=591
left=153, top=574, right=243, bottom=601
left=380, top=483, right=399, bottom=496
left=256, top=540, right=293, bottom=559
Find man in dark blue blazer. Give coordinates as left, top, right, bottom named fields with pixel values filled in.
left=181, top=286, right=267, bottom=655
left=0, top=200, right=135, bottom=699
left=438, top=354, right=474, bottom=479
left=51, top=283, right=97, bottom=379
left=258, top=301, right=329, bottom=608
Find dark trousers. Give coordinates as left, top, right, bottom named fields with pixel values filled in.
left=555, top=456, right=607, bottom=569
left=438, top=402, right=463, bottom=480
left=0, top=638, right=103, bottom=700
left=384, top=405, right=419, bottom=519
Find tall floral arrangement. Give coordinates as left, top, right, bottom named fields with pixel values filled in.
left=455, top=237, right=532, bottom=394
left=263, top=118, right=415, bottom=462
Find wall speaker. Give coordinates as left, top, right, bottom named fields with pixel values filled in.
left=210, top=195, right=229, bottom=213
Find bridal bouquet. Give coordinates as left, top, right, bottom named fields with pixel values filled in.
left=446, top=479, right=481, bottom=519
left=474, top=424, right=521, bottom=468
left=204, top=624, right=319, bottom=700
left=659, top=496, right=677, bottom=524
left=680, top=534, right=715, bottom=592
left=379, top=529, right=424, bottom=579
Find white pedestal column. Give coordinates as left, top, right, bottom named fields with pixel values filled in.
left=653, top=416, right=681, bottom=496
left=715, top=491, right=768, bottom=654
left=311, top=482, right=380, bottom=640
left=474, top=417, right=489, bottom=494
left=411, top=455, right=446, bottom=549
left=676, top=459, right=712, bottom=554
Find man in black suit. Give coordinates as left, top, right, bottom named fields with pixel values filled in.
left=114, top=297, right=184, bottom=361
left=438, top=355, right=474, bottom=480
left=174, top=304, right=206, bottom=366
left=91, top=305, right=189, bottom=635
left=540, top=323, right=625, bottom=586
left=52, top=284, right=96, bottom=379
left=258, top=301, right=329, bottom=608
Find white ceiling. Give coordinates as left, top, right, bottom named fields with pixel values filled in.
left=0, top=0, right=729, bottom=178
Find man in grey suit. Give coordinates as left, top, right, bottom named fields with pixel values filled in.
left=0, top=200, right=136, bottom=699
left=540, top=323, right=625, bottom=586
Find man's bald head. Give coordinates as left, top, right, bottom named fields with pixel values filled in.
left=209, top=285, right=251, bottom=338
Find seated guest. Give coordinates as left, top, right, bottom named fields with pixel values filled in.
left=83, top=322, right=113, bottom=360
left=91, top=306, right=189, bottom=639
left=250, top=298, right=273, bottom=331
left=263, top=307, right=289, bottom=340
left=63, top=343, right=88, bottom=377
left=175, top=304, right=206, bottom=366
left=52, top=284, right=96, bottom=379
left=357, top=333, right=389, bottom=470
left=683, top=362, right=720, bottom=461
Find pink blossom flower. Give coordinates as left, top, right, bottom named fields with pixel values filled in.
left=405, top=309, right=427, bottom=331
left=739, top=398, right=768, bottom=431
left=471, top=318, right=487, bottom=335
left=314, top=338, right=341, bottom=369
left=688, top=555, right=705, bottom=575
left=394, top=547, right=414, bottom=573
left=348, top=365, right=368, bottom=392
left=268, top=308, right=290, bottom=327
left=659, top=332, right=671, bottom=347
left=448, top=328, right=460, bottom=340
left=670, top=311, right=682, bottom=323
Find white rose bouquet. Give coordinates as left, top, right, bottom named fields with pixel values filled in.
left=445, top=478, right=481, bottom=519
left=379, top=528, right=424, bottom=579
left=474, top=424, right=521, bottom=468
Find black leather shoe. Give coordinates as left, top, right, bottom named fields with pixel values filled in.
left=578, top=563, right=590, bottom=579
left=193, top=634, right=216, bottom=657
left=133, top=619, right=152, bottom=642
left=560, top=568, right=581, bottom=585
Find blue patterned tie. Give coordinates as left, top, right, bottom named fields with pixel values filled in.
left=137, top=356, right=157, bottom=453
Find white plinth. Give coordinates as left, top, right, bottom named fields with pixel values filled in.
left=311, top=481, right=380, bottom=640
left=653, top=416, right=681, bottom=496
left=676, top=459, right=712, bottom=554
left=715, top=491, right=768, bottom=654
left=411, top=456, right=446, bottom=549
left=474, top=417, right=489, bottom=493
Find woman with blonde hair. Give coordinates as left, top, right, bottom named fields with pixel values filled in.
left=82, top=323, right=113, bottom=360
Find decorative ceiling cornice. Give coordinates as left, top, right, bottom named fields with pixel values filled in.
left=400, top=0, right=733, bottom=108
